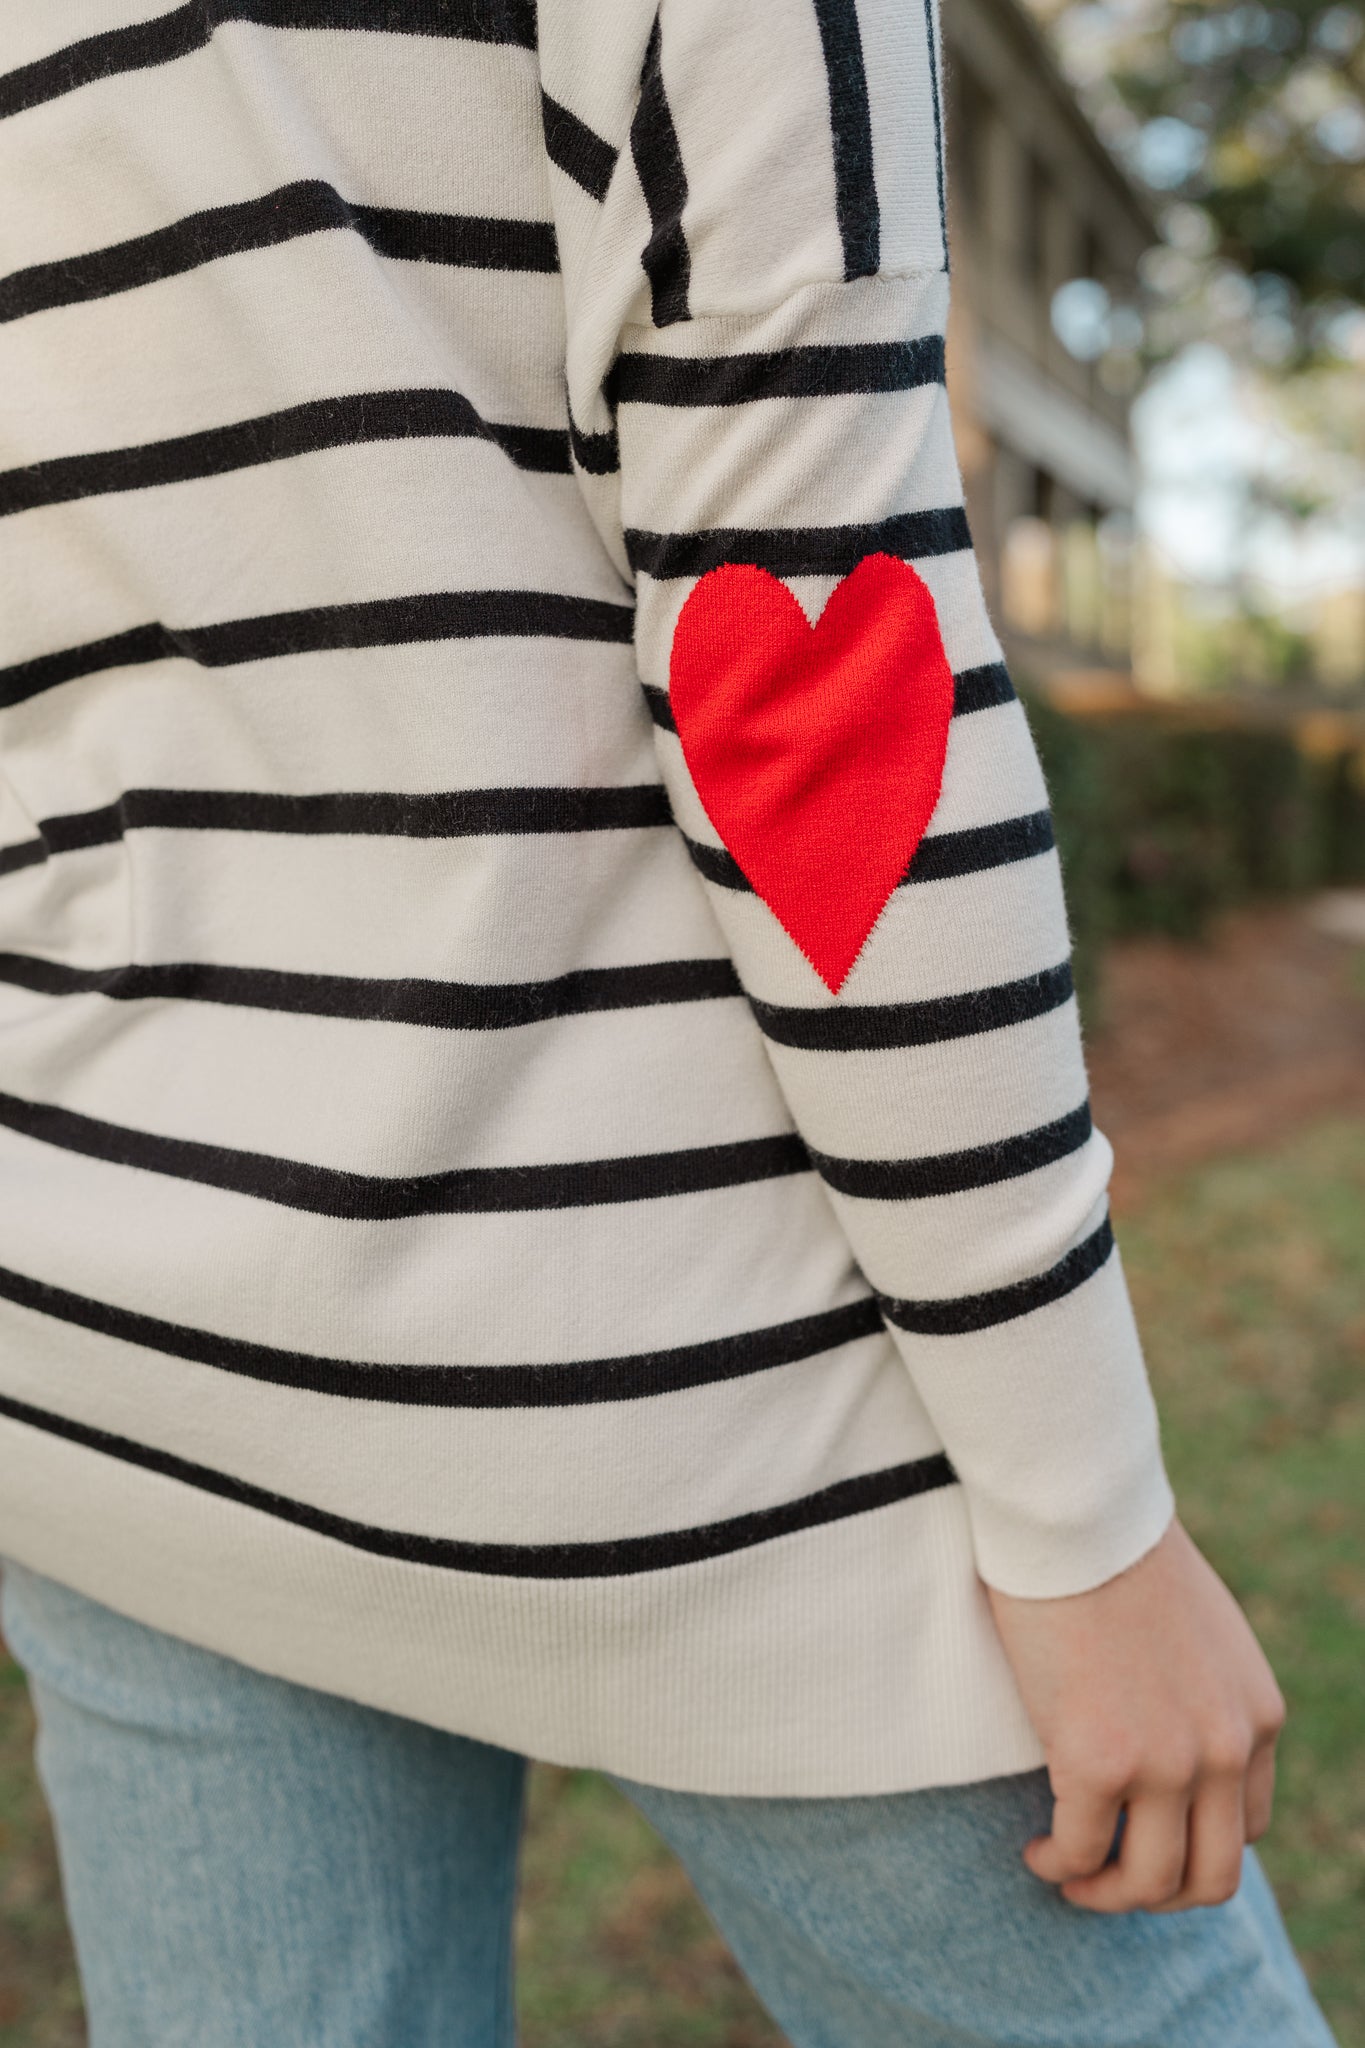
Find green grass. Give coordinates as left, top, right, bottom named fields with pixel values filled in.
left=1, top=1116, right=1362, bottom=2044
left=1119, top=1118, right=1365, bottom=2043
left=515, top=1768, right=781, bottom=2047
left=0, top=1658, right=83, bottom=2045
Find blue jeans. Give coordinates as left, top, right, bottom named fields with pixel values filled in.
left=1, top=1563, right=1335, bottom=2048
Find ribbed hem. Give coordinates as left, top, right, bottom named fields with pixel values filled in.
left=0, top=1412, right=1046, bottom=1797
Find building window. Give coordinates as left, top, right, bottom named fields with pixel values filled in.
left=1002, top=516, right=1061, bottom=638
left=1019, top=151, right=1050, bottom=286
left=1082, top=224, right=1104, bottom=286
left=947, top=62, right=991, bottom=222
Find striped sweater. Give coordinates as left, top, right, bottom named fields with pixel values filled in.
left=0, top=0, right=1174, bottom=1794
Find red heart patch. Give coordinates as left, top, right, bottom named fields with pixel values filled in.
left=668, top=552, right=955, bottom=993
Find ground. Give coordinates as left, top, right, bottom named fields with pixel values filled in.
left=1087, top=897, right=1365, bottom=1211
left=1, top=898, right=1363, bottom=2047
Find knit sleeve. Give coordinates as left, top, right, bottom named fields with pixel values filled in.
left=538, top=0, right=1175, bottom=1599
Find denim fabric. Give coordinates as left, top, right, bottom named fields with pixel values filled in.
left=1, top=1562, right=1336, bottom=2048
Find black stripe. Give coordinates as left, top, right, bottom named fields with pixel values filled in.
left=0, top=592, right=635, bottom=709
left=811, top=1101, right=1092, bottom=1201
left=625, top=507, right=971, bottom=579
left=641, top=681, right=675, bottom=732
left=357, top=201, right=554, bottom=270
left=0, top=4, right=206, bottom=119
left=0, top=391, right=569, bottom=517
left=922, top=0, right=948, bottom=265
left=608, top=336, right=944, bottom=408
left=630, top=15, right=690, bottom=326
left=643, top=665, right=1014, bottom=733
left=680, top=838, right=746, bottom=890
left=35, top=783, right=673, bottom=851
left=0, top=1087, right=810, bottom=1216
left=0, top=182, right=557, bottom=326
left=0, top=2, right=535, bottom=122
left=879, top=1216, right=1115, bottom=1336
left=0, top=951, right=741, bottom=1031
left=904, top=809, right=1054, bottom=884
left=811, top=0, right=880, bottom=278
left=20, top=801, right=1046, bottom=933
left=575, top=338, right=944, bottom=485
left=1, top=625, right=168, bottom=706
left=541, top=91, right=618, bottom=202
left=953, top=662, right=1015, bottom=715
left=749, top=961, right=1075, bottom=1051
left=682, top=811, right=1055, bottom=895
left=0, top=839, right=46, bottom=879
left=567, top=413, right=620, bottom=476
left=284, top=0, right=534, bottom=38
left=236, top=0, right=536, bottom=38
left=0, top=1389, right=957, bottom=1576
left=0, top=1260, right=883, bottom=1405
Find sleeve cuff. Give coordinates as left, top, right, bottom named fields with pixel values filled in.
left=887, top=1235, right=1178, bottom=1600
left=967, top=1451, right=1176, bottom=1602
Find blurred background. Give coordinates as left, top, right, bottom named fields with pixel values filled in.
left=2, top=0, right=1363, bottom=2041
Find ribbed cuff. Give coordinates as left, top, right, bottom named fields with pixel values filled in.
left=966, top=1450, right=1175, bottom=1602
left=889, top=1236, right=1178, bottom=1601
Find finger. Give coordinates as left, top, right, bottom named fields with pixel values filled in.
left=1024, top=1783, right=1123, bottom=1887
left=1062, top=1793, right=1190, bottom=1913
left=1245, top=1741, right=1277, bottom=1843
left=1150, top=1776, right=1246, bottom=1912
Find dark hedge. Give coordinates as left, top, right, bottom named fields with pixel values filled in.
left=1021, top=693, right=1365, bottom=1024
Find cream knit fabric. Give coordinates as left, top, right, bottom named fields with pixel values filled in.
left=0, top=0, right=1173, bottom=1793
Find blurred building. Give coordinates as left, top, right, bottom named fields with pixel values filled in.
left=1312, top=585, right=1365, bottom=694
left=942, top=0, right=1156, bottom=693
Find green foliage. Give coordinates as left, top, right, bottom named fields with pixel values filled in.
left=1041, top=0, right=1365, bottom=338
left=1120, top=0, right=1365, bottom=313
left=1322, top=744, right=1365, bottom=882
left=1023, top=690, right=1365, bottom=1019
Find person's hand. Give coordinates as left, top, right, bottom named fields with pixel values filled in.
left=987, top=1517, right=1286, bottom=1913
